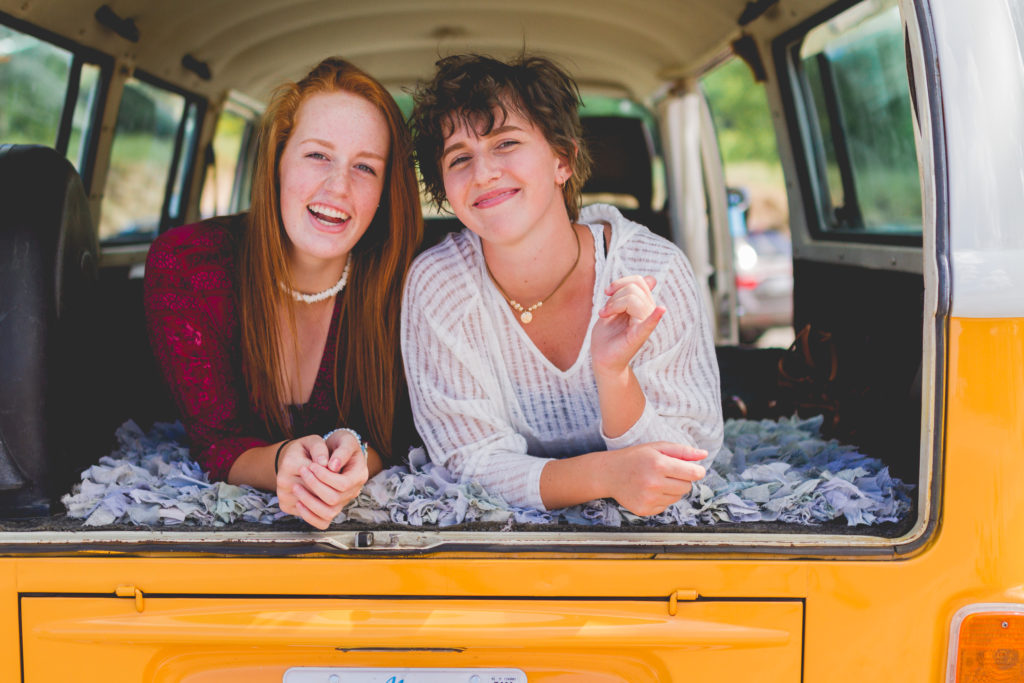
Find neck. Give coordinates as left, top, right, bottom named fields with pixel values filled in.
left=482, top=216, right=581, bottom=302
left=286, top=249, right=351, bottom=295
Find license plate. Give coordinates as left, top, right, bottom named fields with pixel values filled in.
left=283, top=668, right=527, bottom=683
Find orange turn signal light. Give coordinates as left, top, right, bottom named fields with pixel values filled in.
left=948, top=605, right=1024, bottom=682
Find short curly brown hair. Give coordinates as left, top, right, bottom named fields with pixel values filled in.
left=411, top=53, right=593, bottom=222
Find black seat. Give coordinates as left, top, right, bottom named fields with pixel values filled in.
left=581, top=116, right=670, bottom=239
left=0, top=144, right=102, bottom=514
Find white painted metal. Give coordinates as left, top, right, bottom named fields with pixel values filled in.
left=932, top=0, right=1024, bottom=317
left=658, top=87, right=717, bottom=333
left=0, top=0, right=828, bottom=104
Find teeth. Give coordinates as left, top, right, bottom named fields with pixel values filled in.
left=308, top=203, right=350, bottom=220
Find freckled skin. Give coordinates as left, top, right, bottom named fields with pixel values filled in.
left=278, top=91, right=389, bottom=290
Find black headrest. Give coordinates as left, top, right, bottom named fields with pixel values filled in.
left=581, top=116, right=656, bottom=210
left=0, top=144, right=98, bottom=316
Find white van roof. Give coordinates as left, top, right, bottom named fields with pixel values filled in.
left=0, top=0, right=822, bottom=102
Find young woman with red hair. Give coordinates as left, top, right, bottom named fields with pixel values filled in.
left=145, top=57, right=423, bottom=529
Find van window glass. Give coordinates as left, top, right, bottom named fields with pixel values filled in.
left=99, top=77, right=186, bottom=243
left=166, top=100, right=201, bottom=223
left=200, top=109, right=249, bottom=218
left=797, top=0, right=921, bottom=235
left=65, top=62, right=101, bottom=172
left=0, top=23, right=72, bottom=148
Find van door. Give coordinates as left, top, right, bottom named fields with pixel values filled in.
left=21, top=591, right=803, bottom=681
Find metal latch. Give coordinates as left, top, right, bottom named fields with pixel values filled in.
left=115, top=584, right=145, bottom=612
left=668, top=589, right=698, bottom=615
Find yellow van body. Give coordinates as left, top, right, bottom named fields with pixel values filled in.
left=1, top=321, right=1019, bottom=679
left=1, top=0, right=1023, bottom=680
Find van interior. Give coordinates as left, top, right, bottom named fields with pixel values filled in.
left=0, top=0, right=934, bottom=547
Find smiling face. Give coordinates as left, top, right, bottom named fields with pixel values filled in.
left=440, top=108, right=572, bottom=247
left=278, top=90, right=389, bottom=271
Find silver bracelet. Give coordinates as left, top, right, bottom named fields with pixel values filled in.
left=323, top=427, right=368, bottom=461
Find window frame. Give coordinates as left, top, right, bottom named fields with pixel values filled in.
left=0, top=9, right=113, bottom=191
left=100, top=69, right=207, bottom=244
left=773, top=0, right=924, bottom=248
left=200, top=98, right=260, bottom=218
left=229, top=115, right=257, bottom=213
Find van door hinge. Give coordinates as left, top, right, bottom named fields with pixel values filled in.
left=668, top=589, right=699, bottom=615
left=115, top=584, right=145, bottom=612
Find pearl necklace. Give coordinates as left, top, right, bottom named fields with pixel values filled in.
left=281, top=257, right=351, bottom=304
left=484, top=226, right=580, bottom=324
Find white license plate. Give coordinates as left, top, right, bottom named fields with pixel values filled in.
left=283, top=668, right=527, bottom=683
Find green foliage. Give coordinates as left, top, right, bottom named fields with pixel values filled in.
left=116, top=81, right=183, bottom=137
left=801, top=9, right=921, bottom=232
left=0, top=27, right=72, bottom=145
left=701, top=59, right=780, bottom=166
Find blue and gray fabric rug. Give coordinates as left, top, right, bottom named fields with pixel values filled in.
left=62, top=415, right=913, bottom=528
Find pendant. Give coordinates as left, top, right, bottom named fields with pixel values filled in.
left=520, top=311, right=533, bottom=324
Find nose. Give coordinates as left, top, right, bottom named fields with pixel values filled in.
left=324, top=167, right=351, bottom=196
left=471, top=154, right=500, bottom=185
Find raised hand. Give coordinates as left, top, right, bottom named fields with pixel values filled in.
left=591, top=275, right=664, bottom=375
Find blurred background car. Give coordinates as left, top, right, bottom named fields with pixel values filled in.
left=728, top=187, right=793, bottom=344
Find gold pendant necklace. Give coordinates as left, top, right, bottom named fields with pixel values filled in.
left=484, top=226, right=581, bottom=324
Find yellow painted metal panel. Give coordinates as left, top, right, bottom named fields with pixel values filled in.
left=0, top=562, right=18, bottom=681
left=20, top=596, right=803, bottom=681
left=4, top=317, right=1024, bottom=682
left=801, top=317, right=1024, bottom=681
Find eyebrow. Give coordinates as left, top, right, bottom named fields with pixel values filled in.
left=299, top=137, right=386, bottom=162
left=441, top=124, right=524, bottom=160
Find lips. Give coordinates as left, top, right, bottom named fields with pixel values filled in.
left=472, top=188, right=519, bottom=208
left=307, top=202, right=351, bottom=226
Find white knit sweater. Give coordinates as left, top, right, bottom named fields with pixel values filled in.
left=401, top=204, right=723, bottom=510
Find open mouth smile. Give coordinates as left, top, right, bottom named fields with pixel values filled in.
left=307, top=203, right=351, bottom=227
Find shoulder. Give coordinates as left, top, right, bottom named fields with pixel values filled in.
left=582, top=204, right=689, bottom=276
left=405, top=229, right=483, bottom=314
left=145, top=215, right=246, bottom=298
left=408, top=228, right=477, bottom=275
left=403, top=229, right=487, bottom=333
left=146, top=214, right=244, bottom=273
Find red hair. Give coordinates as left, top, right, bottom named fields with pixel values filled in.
left=239, top=57, right=423, bottom=460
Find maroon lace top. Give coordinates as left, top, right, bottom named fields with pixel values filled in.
left=144, top=215, right=341, bottom=481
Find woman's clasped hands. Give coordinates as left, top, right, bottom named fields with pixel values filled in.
left=275, top=430, right=368, bottom=530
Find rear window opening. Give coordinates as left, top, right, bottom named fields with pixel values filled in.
left=3, top=285, right=924, bottom=547
left=0, top=0, right=933, bottom=552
